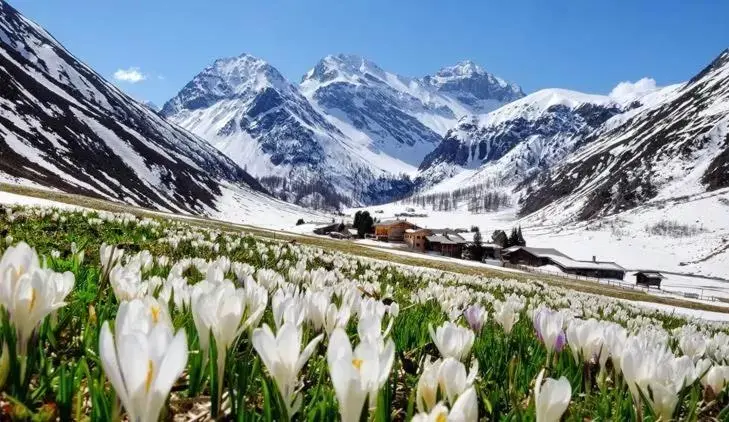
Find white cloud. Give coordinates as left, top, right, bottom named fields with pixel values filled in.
left=609, top=77, right=657, bottom=103
left=114, top=67, right=146, bottom=83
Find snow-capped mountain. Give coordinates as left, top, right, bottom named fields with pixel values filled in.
left=421, top=60, right=525, bottom=113
left=300, top=54, right=523, bottom=167
left=163, top=53, right=523, bottom=209
left=0, top=0, right=264, bottom=214
left=520, top=48, right=729, bottom=222
left=418, top=89, right=623, bottom=188
left=161, top=54, right=390, bottom=209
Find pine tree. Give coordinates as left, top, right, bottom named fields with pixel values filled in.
left=356, top=211, right=374, bottom=238
left=491, top=230, right=508, bottom=247
left=508, top=228, right=519, bottom=247
left=516, top=226, right=526, bottom=246
left=353, top=211, right=362, bottom=230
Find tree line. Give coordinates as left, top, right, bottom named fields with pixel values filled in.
left=400, top=182, right=511, bottom=213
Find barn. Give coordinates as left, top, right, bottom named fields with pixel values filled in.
left=502, top=246, right=626, bottom=280
left=635, top=271, right=664, bottom=288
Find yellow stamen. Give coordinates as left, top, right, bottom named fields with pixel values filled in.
left=145, top=360, right=154, bottom=392
left=29, top=288, right=37, bottom=311
left=352, top=358, right=363, bottom=371
left=436, top=412, right=448, bottom=422
left=150, top=306, right=160, bottom=324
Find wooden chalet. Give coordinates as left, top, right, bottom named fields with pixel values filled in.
left=404, top=228, right=433, bottom=252
left=502, top=246, right=626, bottom=280
left=426, top=233, right=468, bottom=257
left=374, top=219, right=418, bottom=242
left=635, top=271, right=664, bottom=288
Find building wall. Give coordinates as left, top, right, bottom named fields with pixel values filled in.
left=504, top=249, right=547, bottom=266
left=441, top=244, right=462, bottom=258
left=561, top=267, right=625, bottom=280
left=636, top=274, right=661, bottom=287
left=376, top=221, right=416, bottom=241
left=405, top=231, right=430, bottom=251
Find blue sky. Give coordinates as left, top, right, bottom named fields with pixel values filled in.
left=9, top=0, right=728, bottom=106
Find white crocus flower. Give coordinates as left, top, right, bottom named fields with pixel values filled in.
left=411, top=386, right=478, bottom=422
left=327, top=328, right=395, bottom=422
left=534, top=369, right=572, bottom=422
left=0, top=243, right=74, bottom=358
left=565, top=319, right=605, bottom=364
left=305, top=290, right=331, bottom=332
left=191, top=280, right=264, bottom=397
left=493, top=300, right=520, bottom=334
left=99, top=243, right=124, bottom=272
left=273, top=295, right=306, bottom=330
left=11, top=268, right=74, bottom=355
left=252, top=322, right=323, bottom=418
left=416, top=358, right=443, bottom=413
left=429, top=322, right=474, bottom=362
left=701, top=365, right=729, bottom=395
left=438, top=357, right=479, bottom=406
left=679, top=331, right=707, bottom=361
left=0, top=242, right=41, bottom=305
left=325, top=303, right=351, bottom=336
left=99, top=299, right=188, bottom=422
left=110, top=264, right=148, bottom=302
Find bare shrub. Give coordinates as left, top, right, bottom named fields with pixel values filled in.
left=645, top=220, right=706, bottom=237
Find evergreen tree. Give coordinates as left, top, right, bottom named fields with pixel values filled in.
left=473, top=230, right=483, bottom=247
left=491, top=230, right=508, bottom=247
left=355, top=211, right=374, bottom=238
left=508, top=228, right=519, bottom=247
left=516, top=226, right=526, bottom=246
left=353, top=211, right=362, bottom=230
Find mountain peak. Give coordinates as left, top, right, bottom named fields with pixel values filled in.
left=161, top=53, right=292, bottom=116
left=440, top=60, right=487, bottom=77
left=421, top=61, right=524, bottom=109
left=301, top=53, right=385, bottom=86
left=207, top=53, right=287, bottom=89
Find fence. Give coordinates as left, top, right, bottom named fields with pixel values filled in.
left=501, top=263, right=727, bottom=303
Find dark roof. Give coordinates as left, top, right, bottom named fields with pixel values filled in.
left=313, top=223, right=340, bottom=231
left=502, top=246, right=571, bottom=258
left=503, top=246, right=624, bottom=271
left=635, top=271, right=665, bottom=278
left=431, top=229, right=464, bottom=236
left=426, top=235, right=455, bottom=244
left=375, top=219, right=415, bottom=227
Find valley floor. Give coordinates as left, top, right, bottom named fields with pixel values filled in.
left=2, top=183, right=729, bottom=322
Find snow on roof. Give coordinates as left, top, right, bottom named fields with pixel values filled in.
left=426, top=235, right=455, bottom=244
left=482, top=243, right=503, bottom=249
left=405, top=228, right=431, bottom=233
left=505, top=246, right=624, bottom=271
left=375, top=219, right=413, bottom=227
left=635, top=271, right=665, bottom=278
left=504, top=246, right=571, bottom=259
left=543, top=254, right=625, bottom=272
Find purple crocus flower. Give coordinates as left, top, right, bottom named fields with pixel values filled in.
left=533, top=308, right=566, bottom=355
left=463, top=305, right=487, bottom=333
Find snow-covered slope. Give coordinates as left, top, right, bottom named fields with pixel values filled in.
left=520, top=49, right=729, bottom=222
left=299, top=54, right=523, bottom=167
left=418, top=89, right=623, bottom=188
left=0, top=0, right=264, bottom=214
